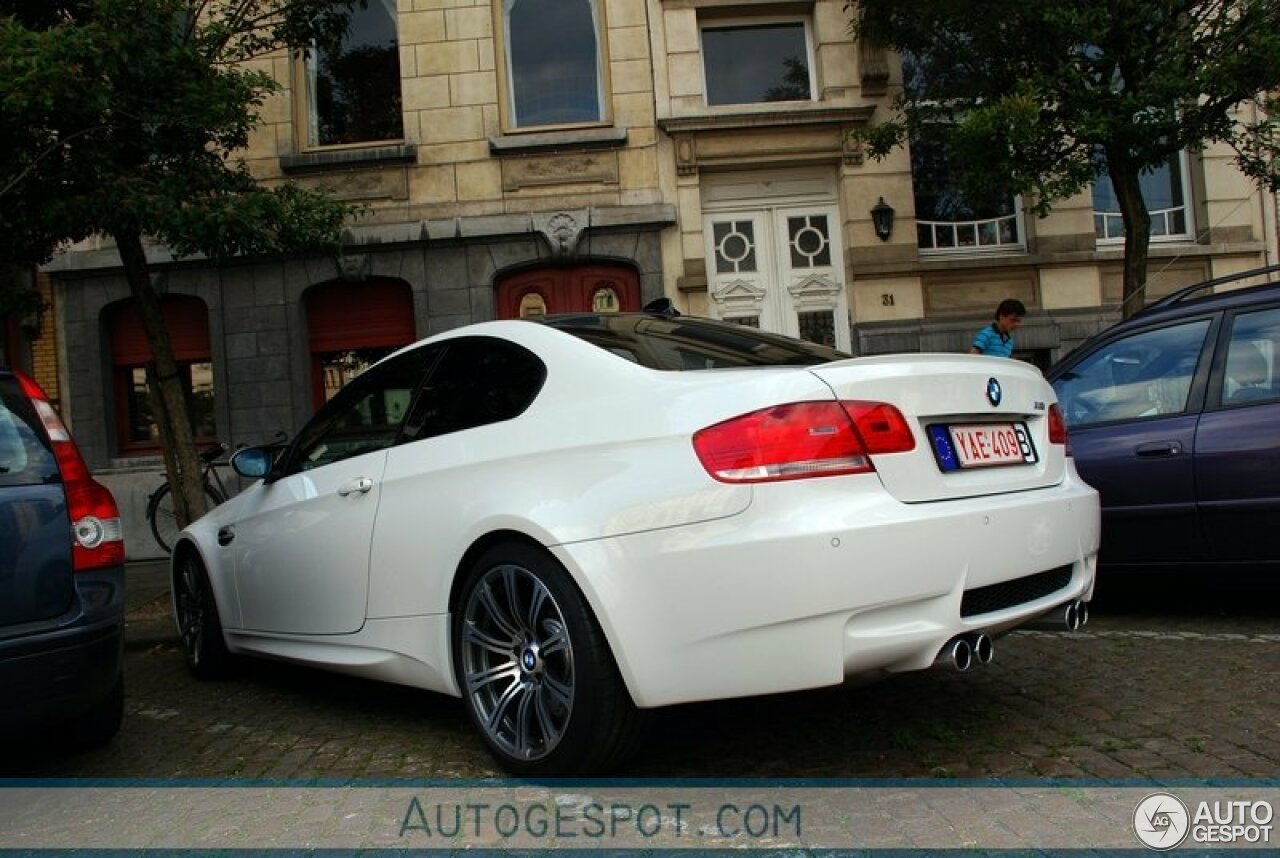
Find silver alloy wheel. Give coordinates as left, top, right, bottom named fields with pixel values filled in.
left=174, top=557, right=205, bottom=667
left=460, top=563, right=574, bottom=761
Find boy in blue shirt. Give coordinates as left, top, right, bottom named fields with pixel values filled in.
left=970, top=298, right=1026, bottom=358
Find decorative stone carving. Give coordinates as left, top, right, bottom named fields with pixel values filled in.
left=533, top=211, right=587, bottom=260
left=710, top=278, right=767, bottom=315
left=675, top=134, right=697, bottom=176
left=336, top=251, right=372, bottom=283
left=787, top=273, right=842, bottom=310
left=859, top=37, right=890, bottom=96
left=502, top=153, right=619, bottom=191
left=842, top=129, right=864, bottom=167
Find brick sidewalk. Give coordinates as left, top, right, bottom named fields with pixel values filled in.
left=6, top=566, right=1277, bottom=780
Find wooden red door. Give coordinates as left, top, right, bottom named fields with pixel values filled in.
left=496, top=264, right=641, bottom=319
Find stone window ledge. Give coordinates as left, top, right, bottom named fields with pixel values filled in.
left=279, top=144, right=417, bottom=174
left=489, top=127, right=628, bottom=156
left=658, top=105, right=874, bottom=134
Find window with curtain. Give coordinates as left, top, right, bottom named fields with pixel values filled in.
left=305, top=279, right=416, bottom=408
left=108, top=296, right=216, bottom=454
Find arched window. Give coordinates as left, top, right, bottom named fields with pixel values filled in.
left=501, top=0, right=605, bottom=128
left=108, top=295, right=215, bottom=454
left=305, top=279, right=416, bottom=407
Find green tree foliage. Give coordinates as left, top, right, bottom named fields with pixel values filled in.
left=0, top=0, right=362, bottom=529
left=854, top=0, right=1280, bottom=317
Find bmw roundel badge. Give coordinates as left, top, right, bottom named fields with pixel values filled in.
left=986, top=377, right=1002, bottom=407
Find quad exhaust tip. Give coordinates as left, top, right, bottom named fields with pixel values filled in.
left=936, top=636, right=973, bottom=672
left=935, top=633, right=995, bottom=672
left=972, top=632, right=994, bottom=665
left=1023, top=599, right=1091, bottom=632
left=937, top=599, right=1088, bottom=672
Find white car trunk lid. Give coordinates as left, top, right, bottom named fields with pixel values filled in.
left=810, top=355, right=1066, bottom=503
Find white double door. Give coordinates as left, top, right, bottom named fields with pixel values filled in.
left=702, top=203, right=850, bottom=352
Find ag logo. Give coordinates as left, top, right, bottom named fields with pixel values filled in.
left=1134, top=792, right=1190, bottom=850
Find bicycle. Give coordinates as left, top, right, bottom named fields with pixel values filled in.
left=146, top=441, right=231, bottom=555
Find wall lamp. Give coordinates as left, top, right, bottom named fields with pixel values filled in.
left=870, top=197, right=895, bottom=242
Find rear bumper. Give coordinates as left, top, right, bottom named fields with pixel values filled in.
left=0, top=567, right=125, bottom=730
left=555, top=475, right=1100, bottom=708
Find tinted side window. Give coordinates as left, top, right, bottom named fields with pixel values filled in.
left=1220, top=307, right=1280, bottom=406
left=289, top=346, right=438, bottom=473
left=1053, top=319, right=1211, bottom=427
left=0, top=379, right=59, bottom=487
left=405, top=337, right=546, bottom=441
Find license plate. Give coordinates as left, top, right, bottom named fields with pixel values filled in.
left=927, top=422, right=1038, bottom=472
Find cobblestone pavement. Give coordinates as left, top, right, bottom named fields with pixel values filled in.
left=4, top=563, right=1278, bottom=779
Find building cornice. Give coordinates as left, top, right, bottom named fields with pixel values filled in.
left=848, top=241, right=1269, bottom=279
left=41, top=204, right=679, bottom=278
left=657, top=105, right=875, bottom=175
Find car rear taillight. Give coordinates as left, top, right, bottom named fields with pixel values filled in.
left=693, top=400, right=914, bottom=484
left=15, top=371, right=124, bottom=571
left=1047, top=403, right=1069, bottom=452
left=839, top=401, right=916, bottom=455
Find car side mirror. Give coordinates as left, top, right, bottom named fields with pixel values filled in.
left=230, top=446, right=273, bottom=480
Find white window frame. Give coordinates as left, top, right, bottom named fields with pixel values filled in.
left=700, top=169, right=851, bottom=352
left=908, top=125, right=1026, bottom=258
left=916, top=208, right=1027, bottom=257
left=1093, top=150, right=1195, bottom=245
left=698, top=15, right=817, bottom=109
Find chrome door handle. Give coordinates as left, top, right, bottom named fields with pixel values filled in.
left=337, top=477, right=374, bottom=497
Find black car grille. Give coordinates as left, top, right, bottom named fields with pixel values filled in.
left=960, top=564, right=1074, bottom=618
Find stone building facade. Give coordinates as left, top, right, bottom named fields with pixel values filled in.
left=37, top=0, right=1279, bottom=556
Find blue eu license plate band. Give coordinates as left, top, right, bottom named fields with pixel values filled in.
left=927, top=422, right=1037, bottom=472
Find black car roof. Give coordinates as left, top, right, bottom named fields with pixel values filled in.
left=1127, top=263, right=1280, bottom=324
left=1047, top=264, right=1280, bottom=376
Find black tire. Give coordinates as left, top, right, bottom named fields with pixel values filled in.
left=453, top=542, right=645, bottom=776
left=147, top=482, right=224, bottom=555
left=173, top=550, right=232, bottom=678
left=69, top=674, right=123, bottom=749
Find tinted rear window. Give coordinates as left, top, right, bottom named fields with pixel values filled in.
left=0, top=377, right=59, bottom=487
left=541, top=315, right=848, bottom=370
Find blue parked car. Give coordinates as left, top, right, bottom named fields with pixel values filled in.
left=0, top=367, right=126, bottom=746
left=1047, top=265, right=1280, bottom=569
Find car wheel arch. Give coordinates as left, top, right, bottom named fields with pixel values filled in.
left=449, top=530, right=575, bottom=617
left=446, top=530, right=636, bottom=700
left=171, top=538, right=233, bottom=626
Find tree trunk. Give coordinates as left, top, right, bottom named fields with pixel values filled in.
left=114, top=228, right=209, bottom=530
left=1109, top=158, right=1153, bottom=319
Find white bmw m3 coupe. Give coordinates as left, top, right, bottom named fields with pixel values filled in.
left=171, top=311, right=1100, bottom=774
